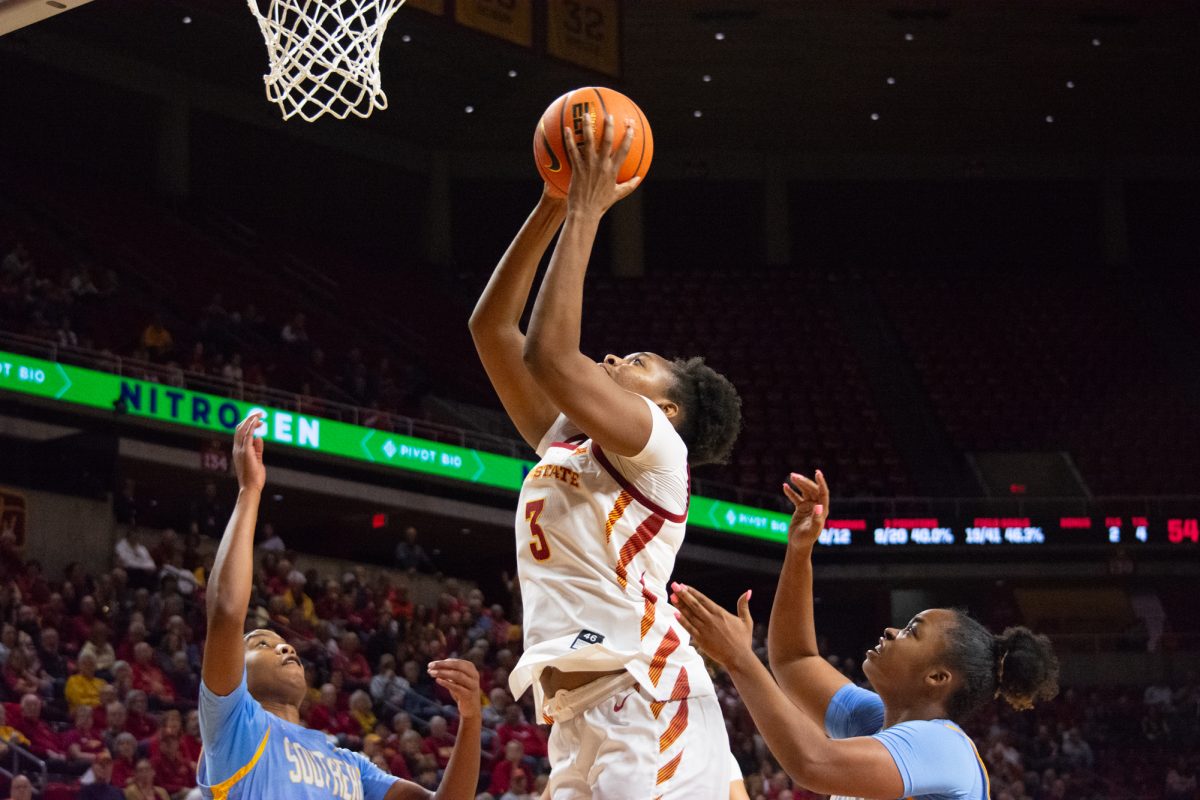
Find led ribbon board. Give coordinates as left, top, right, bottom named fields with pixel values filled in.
left=2, top=350, right=1194, bottom=547
left=0, top=350, right=783, bottom=538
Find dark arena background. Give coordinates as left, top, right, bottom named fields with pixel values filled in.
left=1, top=1, right=1198, bottom=798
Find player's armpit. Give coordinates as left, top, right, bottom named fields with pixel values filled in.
left=522, top=350, right=654, bottom=457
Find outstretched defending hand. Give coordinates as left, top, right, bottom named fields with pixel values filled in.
left=671, top=583, right=754, bottom=671
left=782, top=470, right=830, bottom=551
left=562, top=112, right=642, bottom=216
left=428, top=659, right=482, bottom=720
left=233, top=413, right=266, bottom=493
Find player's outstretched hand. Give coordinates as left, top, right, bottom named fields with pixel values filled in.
left=781, top=469, right=829, bottom=551
left=562, top=112, right=641, bottom=216
left=233, top=413, right=266, bottom=493
left=428, top=659, right=482, bottom=720
left=671, top=583, right=754, bottom=671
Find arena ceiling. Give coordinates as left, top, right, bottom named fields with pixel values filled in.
left=3, top=0, right=1199, bottom=156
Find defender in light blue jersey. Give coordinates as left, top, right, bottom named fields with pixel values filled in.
left=675, top=470, right=1061, bottom=800
left=199, top=415, right=482, bottom=800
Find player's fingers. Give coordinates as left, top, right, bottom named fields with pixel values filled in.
left=680, top=584, right=724, bottom=616
left=581, top=111, right=596, bottom=156
left=600, top=113, right=615, bottom=156
left=613, top=118, right=636, bottom=164
left=428, top=664, right=478, bottom=686
left=673, top=609, right=699, bottom=638
left=736, top=590, right=753, bottom=629
left=613, top=175, right=642, bottom=200
left=670, top=584, right=707, bottom=618
left=781, top=482, right=808, bottom=510
left=562, top=126, right=582, bottom=169
left=789, top=471, right=821, bottom=499
left=815, top=468, right=831, bottom=508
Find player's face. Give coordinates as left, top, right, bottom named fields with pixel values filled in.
left=244, top=629, right=306, bottom=706
left=862, top=608, right=955, bottom=695
left=600, top=352, right=676, bottom=405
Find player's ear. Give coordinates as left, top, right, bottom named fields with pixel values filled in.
left=925, top=664, right=953, bottom=690
left=657, top=400, right=679, bottom=421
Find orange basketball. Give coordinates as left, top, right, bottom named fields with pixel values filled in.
left=533, top=87, right=654, bottom=197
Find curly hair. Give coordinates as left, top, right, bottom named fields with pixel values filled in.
left=942, top=611, right=1060, bottom=723
left=664, top=357, right=742, bottom=467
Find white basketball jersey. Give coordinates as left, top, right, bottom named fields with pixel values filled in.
left=509, top=398, right=714, bottom=715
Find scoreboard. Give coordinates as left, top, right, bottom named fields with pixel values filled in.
left=813, top=515, right=1198, bottom=548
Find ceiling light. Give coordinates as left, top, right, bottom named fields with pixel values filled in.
left=904, top=32, right=914, bottom=41
left=1065, top=80, right=1075, bottom=89
left=182, top=16, right=192, bottom=24
left=870, top=113, right=880, bottom=121
left=507, top=69, right=518, bottom=78
left=1045, top=115, right=1055, bottom=123
left=702, top=74, right=712, bottom=83
left=1091, top=38, right=1101, bottom=46
left=886, top=76, right=896, bottom=85
left=693, top=110, right=703, bottom=118
left=465, top=105, right=475, bottom=114
left=401, top=34, right=412, bottom=43
left=714, top=32, right=726, bottom=41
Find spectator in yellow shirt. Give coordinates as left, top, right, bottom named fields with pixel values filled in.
left=140, top=314, right=174, bottom=360
left=0, top=703, right=31, bottom=755
left=65, top=652, right=109, bottom=712
left=278, top=570, right=317, bottom=625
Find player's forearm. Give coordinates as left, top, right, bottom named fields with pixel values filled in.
left=469, top=199, right=565, bottom=334
left=725, top=650, right=828, bottom=781
left=206, top=488, right=261, bottom=621
left=432, top=716, right=482, bottom=800
left=768, top=543, right=821, bottom=666
left=524, top=209, right=600, bottom=368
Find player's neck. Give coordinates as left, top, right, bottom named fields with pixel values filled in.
left=261, top=699, right=302, bottom=725
left=882, top=699, right=947, bottom=729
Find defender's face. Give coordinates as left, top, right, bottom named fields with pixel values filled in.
left=244, top=629, right=306, bottom=704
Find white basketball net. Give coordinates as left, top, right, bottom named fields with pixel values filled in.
left=247, top=0, right=406, bottom=122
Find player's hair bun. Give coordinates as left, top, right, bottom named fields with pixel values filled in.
left=993, top=626, right=1060, bottom=711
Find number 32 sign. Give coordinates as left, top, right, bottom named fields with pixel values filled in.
left=547, top=0, right=621, bottom=77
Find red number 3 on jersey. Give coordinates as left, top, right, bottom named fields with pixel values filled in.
left=526, top=499, right=551, bottom=560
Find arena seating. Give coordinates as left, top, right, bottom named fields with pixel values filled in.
left=873, top=268, right=1200, bottom=495
left=0, top=500, right=1195, bottom=799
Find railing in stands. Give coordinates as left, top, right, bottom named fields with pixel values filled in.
left=6, top=741, right=48, bottom=792
left=3, top=330, right=1199, bottom=517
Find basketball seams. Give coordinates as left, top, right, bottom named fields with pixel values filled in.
left=631, top=99, right=649, bottom=181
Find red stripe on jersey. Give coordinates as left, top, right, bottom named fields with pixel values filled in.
left=669, top=667, right=690, bottom=701
left=640, top=582, right=657, bottom=640
left=605, top=490, right=633, bottom=544
left=616, top=514, right=665, bottom=589
left=592, top=444, right=688, bottom=523
left=648, top=628, right=681, bottom=686
left=545, top=434, right=587, bottom=451
left=656, top=751, right=683, bottom=785
left=650, top=701, right=665, bottom=719
left=659, top=697, right=689, bottom=753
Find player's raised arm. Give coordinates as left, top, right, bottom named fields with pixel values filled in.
left=673, top=585, right=904, bottom=800
left=202, top=414, right=264, bottom=697
left=523, top=114, right=651, bottom=457
left=469, top=187, right=567, bottom=449
left=768, top=470, right=852, bottom=722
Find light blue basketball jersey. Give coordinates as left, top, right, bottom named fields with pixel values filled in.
left=824, top=683, right=989, bottom=800
left=198, top=673, right=398, bottom=800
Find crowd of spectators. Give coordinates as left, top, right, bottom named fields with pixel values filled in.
left=0, top=503, right=1194, bottom=799
left=0, top=236, right=428, bottom=424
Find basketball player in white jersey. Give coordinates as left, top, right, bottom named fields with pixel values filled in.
left=470, top=115, right=741, bottom=799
